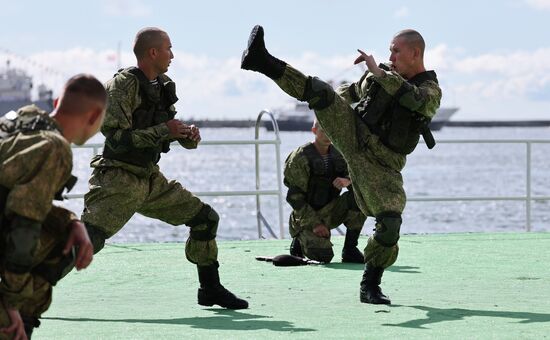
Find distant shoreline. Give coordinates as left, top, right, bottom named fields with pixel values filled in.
left=446, top=120, right=550, bottom=127
left=184, top=119, right=550, bottom=129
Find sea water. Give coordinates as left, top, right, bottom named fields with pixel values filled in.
left=61, top=126, right=550, bottom=243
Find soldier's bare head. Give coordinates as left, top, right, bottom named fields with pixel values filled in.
left=54, top=74, right=107, bottom=145
left=389, top=29, right=426, bottom=79
left=57, top=74, right=107, bottom=115
left=133, top=27, right=168, bottom=59
left=134, top=27, right=174, bottom=77
left=394, top=29, right=425, bottom=58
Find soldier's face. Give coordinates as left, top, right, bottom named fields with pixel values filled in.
left=389, top=37, right=415, bottom=79
left=153, top=34, right=174, bottom=74
left=312, top=125, right=331, bottom=145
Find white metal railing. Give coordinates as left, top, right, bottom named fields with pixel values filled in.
left=68, top=109, right=285, bottom=239
left=409, top=139, right=550, bottom=232
left=70, top=133, right=549, bottom=236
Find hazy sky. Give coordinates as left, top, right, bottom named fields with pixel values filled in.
left=1, top=0, right=549, bottom=120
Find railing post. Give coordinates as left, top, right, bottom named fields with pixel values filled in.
left=274, top=131, right=285, bottom=239
left=526, top=142, right=532, bottom=232
left=255, top=114, right=263, bottom=239
left=254, top=109, right=284, bottom=239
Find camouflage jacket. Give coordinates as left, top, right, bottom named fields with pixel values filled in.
left=339, top=68, right=442, bottom=120
left=337, top=68, right=442, bottom=169
left=0, top=106, right=77, bottom=309
left=94, top=68, right=198, bottom=177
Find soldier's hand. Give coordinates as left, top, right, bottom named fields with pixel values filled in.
left=188, top=124, right=201, bottom=142
left=63, top=220, right=93, bottom=270
left=313, top=224, right=330, bottom=238
left=354, top=49, right=384, bottom=77
left=166, top=119, right=192, bottom=139
left=1, top=308, right=27, bottom=340
left=333, top=177, right=351, bottom=189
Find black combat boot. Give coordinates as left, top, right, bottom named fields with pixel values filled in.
left=341, top=229, right=364, bottom=263
left=360, top=265, right=391, bottom=305
left=241, top=25, right=286, bottom=79
left=197, top=262, right=248, bottom=309
left=22, top=316, right=40, bottom=339
left=290, top=238, right=303, bottom=257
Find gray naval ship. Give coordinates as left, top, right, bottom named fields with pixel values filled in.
left=265, top=101, right=458, bottom=131
left=0, top=61, right=53, bottom=116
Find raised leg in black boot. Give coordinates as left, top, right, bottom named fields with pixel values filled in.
left=241, top=25, right=286, bottom=79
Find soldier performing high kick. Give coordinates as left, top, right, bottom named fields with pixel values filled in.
left=241, top=25, right=441, bottom=304
left=82, top=27, right=247, bottom=309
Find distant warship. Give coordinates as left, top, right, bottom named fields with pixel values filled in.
left=265, top=101, right=458, bottom=132
left=0, top=60, right=53, bottom=116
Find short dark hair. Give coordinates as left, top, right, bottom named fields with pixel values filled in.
left=133, top=27, right=167, bottom=59
left=58, top=74, right=107, bottom=114
left=394, top=29, right=425, bottom=57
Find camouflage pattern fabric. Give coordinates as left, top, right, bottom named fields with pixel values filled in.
left=284, top=143, right=366, bottom=262
left=275, top=65, right=441, bottom=268
left=289, top=192, right=366, bottom=262
left=82, top=69, right=216, bottom=266
left=0, top=109, right=77, bottom=324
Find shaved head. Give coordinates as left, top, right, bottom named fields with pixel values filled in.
left=57, top=74, right=107, bottom=115
left=394, top=29, right=425, bottom=57
left=133, top=27, right=167, bottom=59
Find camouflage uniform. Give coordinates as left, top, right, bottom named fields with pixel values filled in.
left=284, top=143, right=366, bottom=262
left=81, top=68, right=217, bottom=266
left=241, top=24, right=441, bottom=303
left=276, top=65, right=441, bottom=268
left=0, top=106, right=78, bottom=337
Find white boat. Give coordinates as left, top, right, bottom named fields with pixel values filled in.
left=266, top=101, right=458, bottom=131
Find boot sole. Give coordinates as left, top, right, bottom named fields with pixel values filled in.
left=241, top=25, right=264, bottom=69
left=198, top=300, right=249, bottom=310
left=359, top=295, right=391, bottom=305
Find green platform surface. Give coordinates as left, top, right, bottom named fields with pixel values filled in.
left=38, top=232, right=550, bottom=339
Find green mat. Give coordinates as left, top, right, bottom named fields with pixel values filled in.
left=38, top=233, right=550, bottom=339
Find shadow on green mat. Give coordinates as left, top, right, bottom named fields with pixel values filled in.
left=322, top=264, right=421, bottom=274
left=43, top=309, right=316, bottom=333
left=386, top=266, right=421, bottom=274
left=384, top=305, right=550, bottom=328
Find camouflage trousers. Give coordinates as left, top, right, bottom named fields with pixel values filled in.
left=82, top=166, right=217, bottom=266
left=290, top=191, right=366, bottom=263
left=275, top=66, right=406, bottom=268
left=1, top=219, right=72, bottom=337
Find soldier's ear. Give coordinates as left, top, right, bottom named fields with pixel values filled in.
left=87, top=107, right=104, bottom=126
left=413, top=47, right=421, bottom=60
left=149, top=47, right=158, bottom=59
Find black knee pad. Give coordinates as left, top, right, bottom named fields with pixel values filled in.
left=85, top=223, right=107, bottom=254
left=3, top=215, right=41, bottom=274
left=303, top=76, right=335, bottom=110
left=187, top=204, right=219, bottom=241
left=374, top=212, right=402, bottom=247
